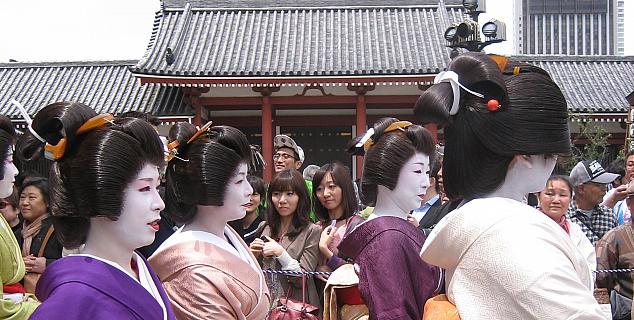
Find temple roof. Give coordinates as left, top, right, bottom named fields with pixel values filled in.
left=130, top=1, right=463, bottom=82
left=0, top=60, right=189, bottom=119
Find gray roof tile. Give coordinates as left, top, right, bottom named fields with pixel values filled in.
left=0, top=61, right=189, bottom=119
left=514, top=55, right=634, bottom=114
left=131, top=4, right=463, bottom=78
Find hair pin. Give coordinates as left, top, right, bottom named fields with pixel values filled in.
left=434, top=71, right=484, bottom=116
left=44, top=113, right=114, bottom=161
left=11, top=99, right=47, bottom=144
left=187, top=120, right=213, bottom=144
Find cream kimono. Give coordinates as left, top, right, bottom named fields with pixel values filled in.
left=150, top=225, right=270, bottom=320
left=1, top=216, right=39, bottom=319
left=420, top=197, right=607, bottom=320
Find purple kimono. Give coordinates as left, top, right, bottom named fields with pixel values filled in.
left=29, top=254, right=175, bottom=320
left=338, top=216, right=441, bottom=320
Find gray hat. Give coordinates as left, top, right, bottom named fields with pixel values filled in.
left=569, top=160, right=619, bottom=186
left=274, top=134, right=304, bottom=162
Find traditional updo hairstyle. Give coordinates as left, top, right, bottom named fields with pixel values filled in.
left=0, top=116, right=17, bottom=177
left=165, top=122, right=252, bottom=224
left=312, top=162, right=358, bottom=221
left=414, top=52, right=570, bottom=201
left=0, top=115, right=16, bottom=179
left=265, top=169, right=311, bottom=239
left=19, top=102, right=165, bottom=248
left=348, top=117, right=436, bottom=207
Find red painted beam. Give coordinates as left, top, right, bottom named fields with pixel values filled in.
left=199, top=95, right=421, bottom=107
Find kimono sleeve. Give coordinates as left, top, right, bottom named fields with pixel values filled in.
left=356, top=232, right=422, bottom=320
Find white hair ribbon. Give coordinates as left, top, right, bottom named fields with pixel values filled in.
left=433, top=71, right=484, bottom=115
left=354, top=128, right=375, bottom=148
left=11, top=100, right=47, bottom=143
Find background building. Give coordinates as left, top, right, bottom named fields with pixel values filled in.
left=515, top=0, right=624, bottom=55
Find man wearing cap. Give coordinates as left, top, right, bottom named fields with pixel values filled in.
left=273, top=134, right=317, bottom=222
left=567, top=160, right=618, bottom=245
left=595, top=180, right=634, bottom=319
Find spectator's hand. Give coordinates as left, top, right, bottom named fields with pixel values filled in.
left=24, top=255, right=46, bottom=274
left=262, top=236, right=284, bottom=258
left=316, top=265, right=333, bottom=282
left=603, top=184, right=628, bottom=208
left=407, top=214, right=419, bottom=228
left=249, top=238, right=265, bottom=257
left=319, top=226, right=338, bottom=257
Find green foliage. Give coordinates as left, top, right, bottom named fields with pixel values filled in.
left=557, top=116, right=611, bottom=174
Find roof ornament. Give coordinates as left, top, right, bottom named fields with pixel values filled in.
left=165, top=48, right=175, bottom=65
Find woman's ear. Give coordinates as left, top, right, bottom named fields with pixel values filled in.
left=511, top=154, right=533, bottom=170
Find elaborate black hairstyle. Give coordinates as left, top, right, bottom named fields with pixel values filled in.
left=117, top=111, right=161, bottom=126
left=265, top=169, right=311, bottom=239
left=165, top=122, right=252, bottom=224
left=19, top=101, right=165, bottom=248
left=312, top=162, right=358, bottom=222
left=414, top=52, right=570, bottom=200
left=0, top=115, right=17, bottom=177
left=348, top=117, right=436, bottom=207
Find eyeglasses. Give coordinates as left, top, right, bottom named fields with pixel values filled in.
left=273, top=153, right=296, bottom=161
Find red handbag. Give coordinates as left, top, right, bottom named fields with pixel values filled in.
left=268, top=271, right=320, bottom=320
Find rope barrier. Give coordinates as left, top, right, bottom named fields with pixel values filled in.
left=262, top=269, right=332, bottom=277
left=593, top=268, right=634, bottom=273
left=262, top=268, right=634, bottom=276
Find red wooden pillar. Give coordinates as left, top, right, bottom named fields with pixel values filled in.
left=262, top=95, right=273, bottom=182
left=355, top=94, right=366, bottom=178
left=184, top=88, right=209, bottom=127
left=253, top=86, right=280, bottom=183
left=192, top=104, right=202, bottom=126
left=348, top=84, right=375, bottom=179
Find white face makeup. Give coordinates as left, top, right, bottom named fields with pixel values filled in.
left=219, top=163, right=253, bottom=221
left=99, top=164, right=165, bottom=250
left=389, top=152, right=431, bottom=213
left=0, top=148, right=18, bottom=199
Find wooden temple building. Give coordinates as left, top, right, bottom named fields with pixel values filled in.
left=1, top=0, right=633, bottom=181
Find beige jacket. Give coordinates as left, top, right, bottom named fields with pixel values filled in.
left=149, top=227, right=270, bottom=320
left=259, top=222, right=322, bottom=309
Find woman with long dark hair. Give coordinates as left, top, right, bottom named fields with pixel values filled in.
left=250, top=169, right=321, bottom=310
left=417, top=53, right=604, bottom=318
left=23, top=102, right=175, bottom=320
left=337, top=117, right=442, bottom=320
left=150, top=122, right=270, bottom=320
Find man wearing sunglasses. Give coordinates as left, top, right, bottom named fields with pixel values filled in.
left=596, top=181, right=634, bottom=320
left=567, top=160, right=618, bottom=245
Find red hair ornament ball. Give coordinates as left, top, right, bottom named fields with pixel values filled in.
left=487, top=99, right=501, bottom=112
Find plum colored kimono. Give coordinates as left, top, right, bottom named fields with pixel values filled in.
left=29, top=253, right=175, bottom=320
left=338, top=216, right=441, bottom=320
